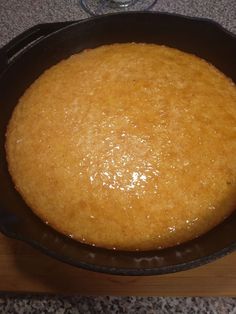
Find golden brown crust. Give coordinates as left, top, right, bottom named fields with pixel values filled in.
left=5, top=43, right=236, bottom=251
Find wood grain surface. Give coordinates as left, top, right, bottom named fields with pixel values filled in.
left=0, top=233, right=235, bottom=296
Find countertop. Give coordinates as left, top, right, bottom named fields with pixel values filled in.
left=0, top=0, right=236, bottom=313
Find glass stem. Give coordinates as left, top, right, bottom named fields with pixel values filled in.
left=110, top=0, right=137, bottom=8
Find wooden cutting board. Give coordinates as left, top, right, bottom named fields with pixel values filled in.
left=0, top=232, right=235, bottom=296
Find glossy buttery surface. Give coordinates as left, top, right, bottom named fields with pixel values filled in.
left=6, top=43, right=236, bottom=250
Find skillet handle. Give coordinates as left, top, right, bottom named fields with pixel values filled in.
left=0, top=22, right=75, bottom=74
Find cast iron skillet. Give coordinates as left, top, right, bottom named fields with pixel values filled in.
left=0, top=12, right=236, bottom=276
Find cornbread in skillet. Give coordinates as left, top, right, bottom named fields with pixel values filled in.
left=5, top=43, right=236, bottom=251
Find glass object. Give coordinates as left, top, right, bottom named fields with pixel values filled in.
left=80, top=0, right=157, bottom=15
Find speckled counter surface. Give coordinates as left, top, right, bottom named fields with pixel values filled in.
left=0, top=0, right=236, bottom=313
left=0, top=296, right=236, bottom=313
